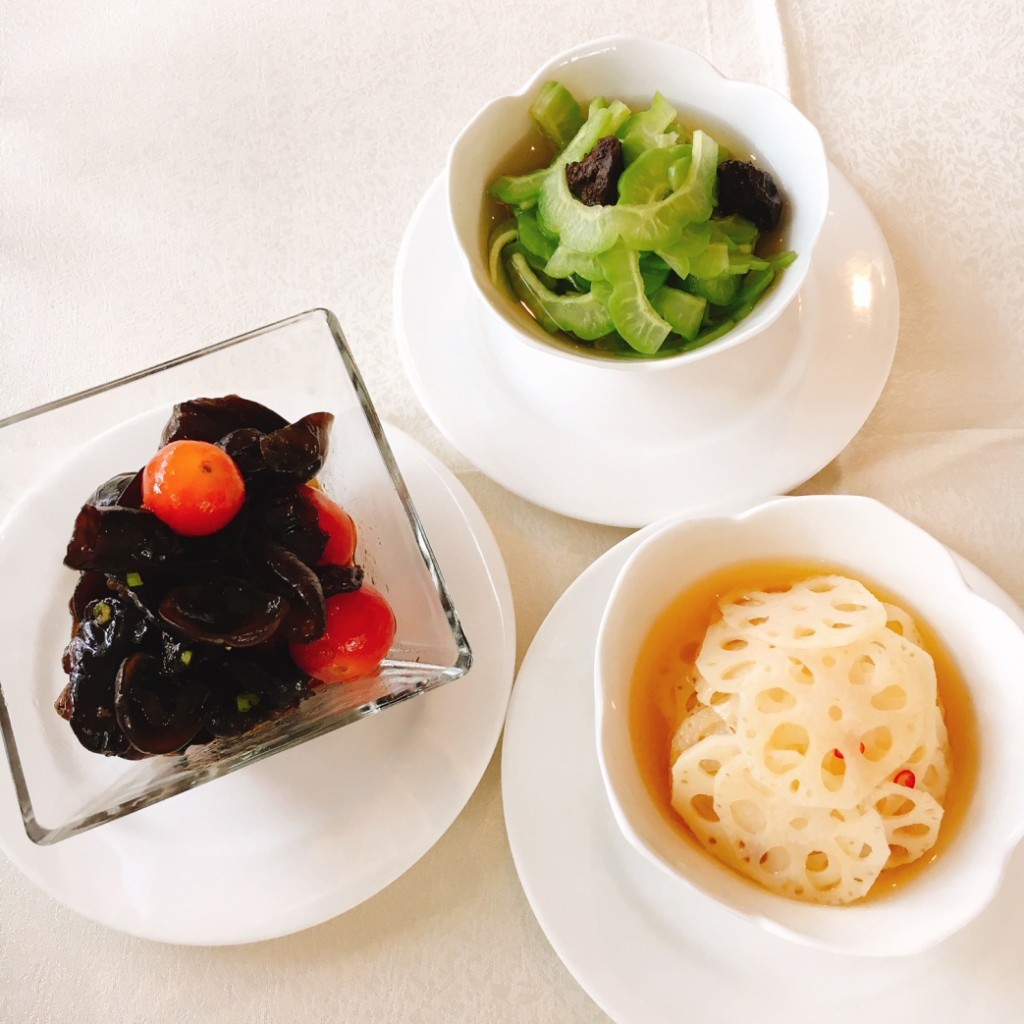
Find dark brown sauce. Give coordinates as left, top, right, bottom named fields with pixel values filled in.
left=629, top=558, right=979, bottom=903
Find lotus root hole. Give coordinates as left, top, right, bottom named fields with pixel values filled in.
left=894, top=823, right=931, bottom=838
left=768, top=722, right=809, bottom=756
left=870, top=684, right=908, bottom=711
left=787, top=658, right=814, bottom=685
left=758, top=846, right=791, bottom=874
left=755, top=686, right=798, bottom=713
left=689, top=794, right=719, bottom=822
left=722, top=661, right=756, bottom=682
left=848, top=655, right=877, bottom=686
left=861, top=726, right=893, bottom=762
left=805, top=850, right=829, bottom=873
left=821, top=750, right=847, bottom=791
left=876, top=793, right=914, bottom=816
left=729, top=799, right=767, bottom=835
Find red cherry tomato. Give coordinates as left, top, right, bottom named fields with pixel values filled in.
left=289, top=584, right=396, bottom=684
left=142, top=440, right=246, bottom=537
left=299, top=484, right=357, bottom=565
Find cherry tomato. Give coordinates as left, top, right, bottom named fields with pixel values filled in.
left=299, top=484, right=357, bottom=565
left=142, top=440, right=246, bottom=537
left=289, top=584, right=396, bottom=684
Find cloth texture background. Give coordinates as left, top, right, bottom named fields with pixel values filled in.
left=1, top=1, right=1023, bottom=1022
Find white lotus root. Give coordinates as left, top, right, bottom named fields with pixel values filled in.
left=719, top=575, right=887, bottom=649
left=694, top=618, right=787, bottom=714
left=883, top=602, right=924, bottom=646
left=670, top=706, right=732, bottom=762
left=671, top=575, right=950, bottom=905
left=872, top=782, right=945, bottom=867
left=736, top=633, right=935, bottom=807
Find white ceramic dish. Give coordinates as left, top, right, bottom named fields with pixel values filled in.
left=447, top=35, right=828, bottom=374
left=502, top=517, right=1024, bottom=1023
left=0, top=426, right=515, bottom=944
left=395, top=165, right=897, bottom=527
left=595, top=495, right=1024, bottom=956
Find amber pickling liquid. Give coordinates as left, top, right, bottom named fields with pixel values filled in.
left=629, top=558, right=980, bottom=903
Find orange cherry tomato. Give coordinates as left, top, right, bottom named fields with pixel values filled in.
left=299, top=484, right=357, bottom=565
left=142, top=440, right=246, bottom=537
left=289, top=584, right=396, bottom=684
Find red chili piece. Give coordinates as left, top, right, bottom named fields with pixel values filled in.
left=894, top=769, right=916, bottom=788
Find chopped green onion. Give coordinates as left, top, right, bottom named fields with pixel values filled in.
left=236, top=693, right=261, bottom=714
left=126, top=572, right=144, bottom=588
left=180, top=649, right=193, bottom=667
left=92, top=601, right=113, bottom=625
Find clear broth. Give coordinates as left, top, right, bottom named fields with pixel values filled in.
left=629, top=558, right=979, bottom=903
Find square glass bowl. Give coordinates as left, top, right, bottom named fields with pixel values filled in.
left=0, top=308, right=472, bottom=844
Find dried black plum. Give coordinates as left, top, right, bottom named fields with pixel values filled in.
left=114, top=652, right=210, bottom=755
left=253, top=542, right=326, bottom=643
left=716, top=159, right=784, bottom=232
left=64, top=505, right=184, bottom=573
left=158, top=576, right=288, bottom=647
left=566, top=136, right=624, bottom=207
left=160, top=395, right=288, bottom=446
left=258, top=412, right=334, bottom=481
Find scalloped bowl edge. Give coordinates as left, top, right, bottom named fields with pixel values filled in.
left=595, top=494, right=1024, bottom=956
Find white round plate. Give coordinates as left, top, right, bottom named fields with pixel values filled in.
left=0, top=427, right=515, bottom=945
left=501, top=522, right=1024, bottom=1024
left=394, top=166, right=898, bottom=528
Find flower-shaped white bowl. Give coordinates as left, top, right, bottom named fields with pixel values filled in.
left=595, top=495, right=1024, bottom=956
left=446, top=36, right=829, bottom=438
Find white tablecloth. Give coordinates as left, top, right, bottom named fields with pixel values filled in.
left=1, top=2, right=1022, bottom=1021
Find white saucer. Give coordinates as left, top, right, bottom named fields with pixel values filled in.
left=394, top=167, right=898, bottom=528
left=501, top=523, right=1024, bottom=1024
left=0, top=427, right=515, bottom=945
